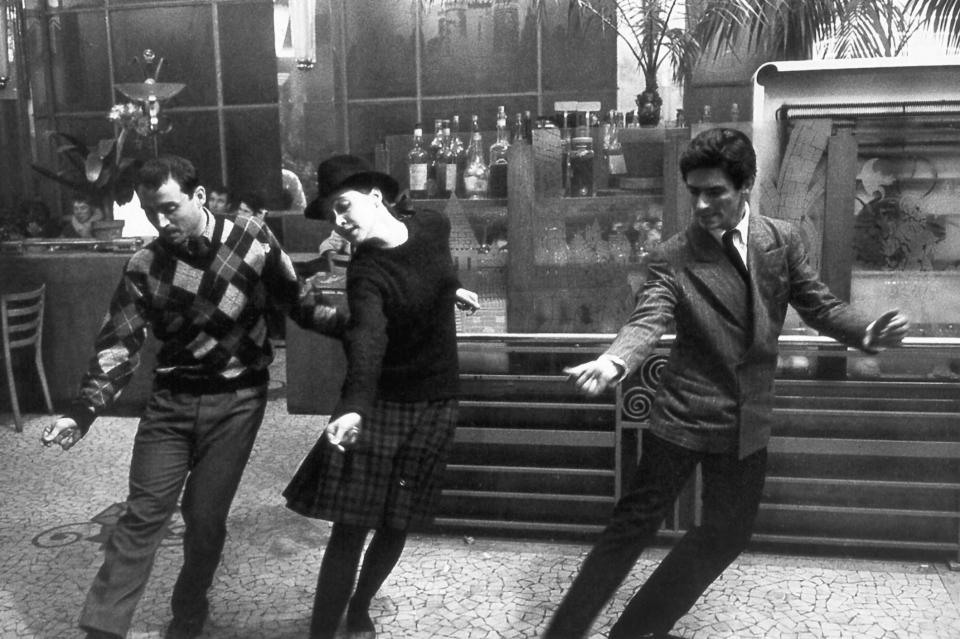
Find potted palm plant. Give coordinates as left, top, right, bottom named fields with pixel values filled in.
left=563, top=0, right=703, bottom=127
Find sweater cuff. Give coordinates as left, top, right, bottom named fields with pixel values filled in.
left=65, top=401, right=97, bottom=435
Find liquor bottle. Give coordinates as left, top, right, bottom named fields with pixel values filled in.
left=603, top=109, right=626, bottom=177
left=463, top=114, right=488, bottom=199
left=427, top=118, right=445, bottom=198
left=488, top=106, right=509, bottom=199
left=407, top=123, right=429, bottom=199
left=560, top=108, right=571, bottom=196
left=448, top=115, right=467, bottom=198
left=437, top=120, right=454, bottom=199
left=511, top=112, right=525, bottom=144
left=700, top=104, right=713, bottom=124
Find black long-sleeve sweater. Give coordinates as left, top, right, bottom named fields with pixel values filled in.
left=333, top=208, right=461, bottom=418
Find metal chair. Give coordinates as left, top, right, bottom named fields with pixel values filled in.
left=1, top=284, right=54, bottom=432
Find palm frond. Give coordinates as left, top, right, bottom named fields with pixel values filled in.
left=905, top=0, right=960, bottom=50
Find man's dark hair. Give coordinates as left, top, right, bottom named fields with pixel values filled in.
left=679, top=127, right=757, bottom=190
left=137, top=155, right=201, bottom=195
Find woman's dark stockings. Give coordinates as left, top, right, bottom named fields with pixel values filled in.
left=309, top=523, right=407, bottom=639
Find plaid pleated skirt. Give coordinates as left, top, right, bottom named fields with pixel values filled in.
left=283, top=398, right=458, bottom=530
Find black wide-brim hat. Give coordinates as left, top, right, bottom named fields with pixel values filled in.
left=304, top=154, right=400, bottom=222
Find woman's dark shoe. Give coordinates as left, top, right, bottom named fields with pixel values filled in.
left=345, top=603, right=376, bottom=639
left=164, top=615, right=206, bottom=639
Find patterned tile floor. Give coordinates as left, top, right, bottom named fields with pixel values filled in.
left=2, top=348, right=959, bottom=638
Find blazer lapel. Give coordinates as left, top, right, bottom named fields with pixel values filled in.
left=746, top=215, right=782, bottom=345
left=685, top=224, right=752, bottom=332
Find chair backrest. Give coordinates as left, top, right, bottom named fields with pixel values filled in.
left=1, top=284, right=46, bottom=351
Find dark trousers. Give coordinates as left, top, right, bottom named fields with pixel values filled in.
left=79, top=385, right=267, bottom=637
left=545, top=433, right=767, bottom=639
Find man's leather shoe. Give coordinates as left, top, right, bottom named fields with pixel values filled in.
left=164, top=616, right=205, bottom=639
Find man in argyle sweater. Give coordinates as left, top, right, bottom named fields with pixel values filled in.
left=42, top=155, right=343, bottom=639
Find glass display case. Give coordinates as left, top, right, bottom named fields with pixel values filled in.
left=753, top=58, right=960, bottom=380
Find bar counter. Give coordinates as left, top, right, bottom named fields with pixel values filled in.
left=0, top=249, right=158, bottom=413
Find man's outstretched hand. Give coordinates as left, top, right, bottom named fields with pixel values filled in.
left=866, top=309, right=909, bottom=350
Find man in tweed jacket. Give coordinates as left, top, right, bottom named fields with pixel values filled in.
left=41, top=155, right=343, bottom=639
left=545, top=128, right=908, bottom=639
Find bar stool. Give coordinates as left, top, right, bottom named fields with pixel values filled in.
left=1, top=284, right=54, bottom=432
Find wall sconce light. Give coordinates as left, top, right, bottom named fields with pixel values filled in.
left=115, top=49, right=186, bottom=133
left=289, top=0, right=317, bottom=70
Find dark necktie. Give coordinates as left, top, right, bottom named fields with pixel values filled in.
left=722, top=229, right=749, bottom=282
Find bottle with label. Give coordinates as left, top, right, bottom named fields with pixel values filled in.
left=568, top=135, right=595, bottom=197
left=427, top=118, right=445, bottom=198
left=463, top=114, right=488, bottom=199
left=407, top=123, right=429, bottom=199
left=448, top=115, right=467, bottom=198
left=488, top=106, right=510, bottom=199
left=437, top=120, right=455, bottom=199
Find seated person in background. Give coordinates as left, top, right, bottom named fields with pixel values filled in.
left=61, top=193, right=103, bottom=238
left=232, top=191, right=268, bottom=221
left=206, top=184, right=231, bottom=216
left=282, top=168, right=308, bottom=212
left=317, top=228, right=351, bottom=271
left=19, top=199, right=60, bottom=239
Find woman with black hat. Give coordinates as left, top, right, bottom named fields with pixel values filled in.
left=284, top=154, right=479, bottom=639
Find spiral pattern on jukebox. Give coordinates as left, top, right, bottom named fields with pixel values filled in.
left=622, top=386, right=656, bottom=421
left=639, top=354, right=667, bottom=388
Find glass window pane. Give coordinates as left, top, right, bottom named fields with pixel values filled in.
left=224, top=108, right=283, bottom=207
left=421, top=0, right=538, bottom=96
left=110, top=5, right=216, bottom=107
left=540, top=0, right=616, bottom=94
left=343, top=0, right=416, bottom=99
left=153, top=110, right=223, bottom=190
left=49, top=11, right=112, bottom=112
left=220, top=2, right=278, bottom=106
left=347, top=100, right=419, bottom=179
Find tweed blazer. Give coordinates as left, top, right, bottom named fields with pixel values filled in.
left=607, top=212, right=872, bottom=458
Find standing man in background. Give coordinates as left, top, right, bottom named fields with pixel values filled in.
left=545, top=127, right=908, bottom=639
